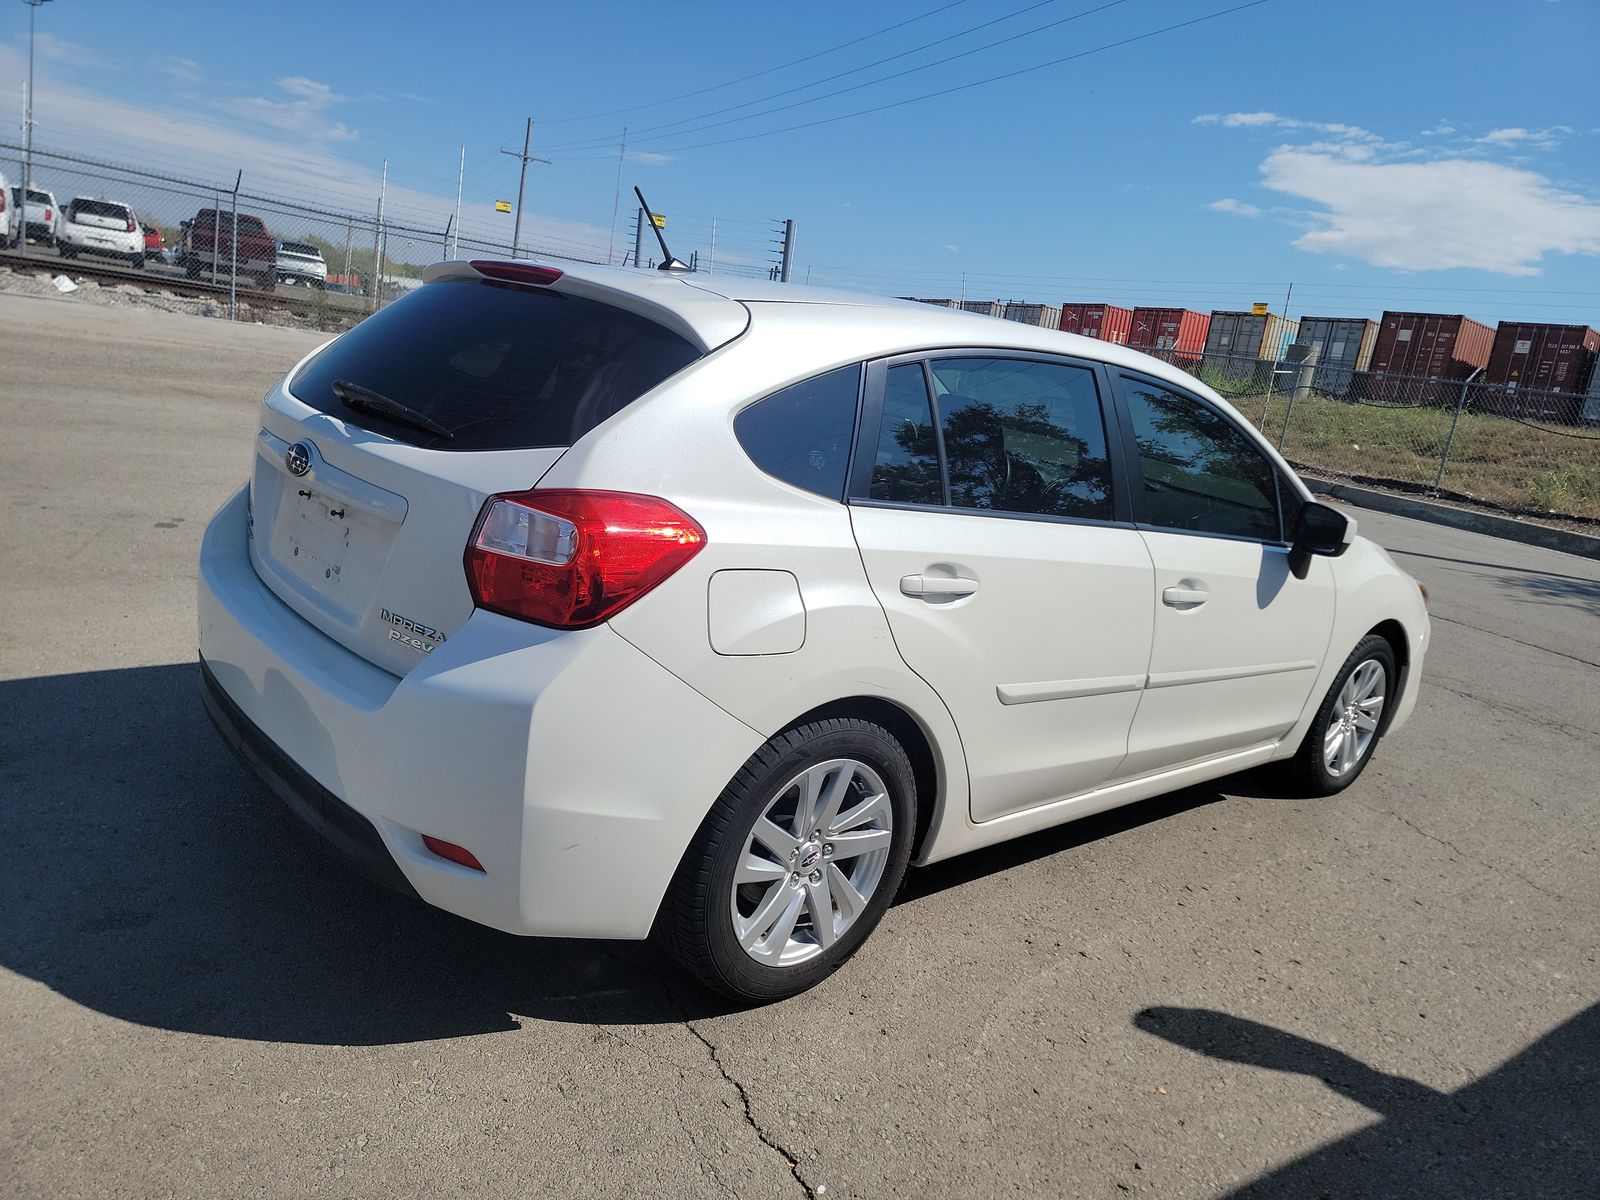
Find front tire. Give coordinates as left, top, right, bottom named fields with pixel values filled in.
left=1287, top=634, right=1396, bottom=797
left=658, top=718, right=917, bottom=1002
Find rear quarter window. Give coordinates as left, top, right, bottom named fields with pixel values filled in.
left=290, top=278, right=703, bottom=451
left=734, top=367, right=860, bottom=500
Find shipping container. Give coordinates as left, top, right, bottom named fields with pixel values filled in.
left=960, top=300, right=1004, bottom=318
left=1201, top=311, right=1299, bottom=362
left=1059, top=303, right=1133, bottom=344
left=1369, top=312, right=1494, bottom=387
left=1002, top=301, right=1061, bottom=329
left=1291, top=316, right=1378, bottom=396
left=1584, top=366, right=1600, bottom=426
left=1129, top=307, right=1210, bottom=362
left=1485, top=322, right=1600, bottom=396
left=899, top=296, right=960, bottom=309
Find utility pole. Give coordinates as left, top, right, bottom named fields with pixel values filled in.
left=778, top=219, right=796, bottom=283
left=501, top=117, right=549, bottom=260
left=633, top=206, right=645, bottom=270
left=607, top=127, right=627, bottom=265
left=451, top=144, right=464, bottom=260
left=708, top=217, right=716, bottom=275
left=19, top=0, right=53, bottom=260
left=371, top=158, right=387, bottom=312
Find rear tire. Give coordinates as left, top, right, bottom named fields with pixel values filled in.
left=1286, top=634, right=1396, bottom=797
left=130, top=254, right=145, bottom=270
left=657, top=718, right=917, bottom=1003
left=58, top=243, right=76, bottom=259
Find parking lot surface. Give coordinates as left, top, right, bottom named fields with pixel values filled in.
left=2, top=292, right=1596, bottom=1199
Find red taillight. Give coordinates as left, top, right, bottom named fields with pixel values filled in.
left=465, top=490, right=705, bottom=629
left=469, top=259, right=563, bottom=286
left=126, top=214, right=136, bottom=232
left=45, top=208, right=52, bottom=221
left=422, top=835, right=485, bottom=871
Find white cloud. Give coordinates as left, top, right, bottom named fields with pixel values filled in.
left=940, top=243, right=960, bottom=252
left=223, top=76, right=357, bottom=143
left=625, top=151, right=674, bottom=165
left=1207, top=198, right=1261, bottom=217
left=28, top=33, right=110, bottom=69
left=1422, top=122, right=1456, bottom=136
left=1194, top=112, right=1379, bottom=141
left=152, top=55, right=203, bottom=83
left=1475, top=125, right=1569, bottom=151
left=1260, top=148, right=1600, bottom=275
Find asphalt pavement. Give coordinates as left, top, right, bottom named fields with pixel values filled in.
left=2, top=291, right=1596, bottom=1199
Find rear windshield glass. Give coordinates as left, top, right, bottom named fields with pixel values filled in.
left=291, top=278, right=703, bottom=451
left=71, top=200, right=130, bottom=220
left=280, top=242, right=321, bottom=257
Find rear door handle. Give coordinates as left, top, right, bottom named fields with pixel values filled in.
left=901, top=574, right=980, bottom=599
left=1162, top=582, right=1209, bottom=609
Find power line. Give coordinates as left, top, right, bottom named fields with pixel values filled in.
left=541, top=0, right=978, bottom=124
left=561, top=1, right=1272, bottom=159
left=541, top=0, right=1103, bottom=152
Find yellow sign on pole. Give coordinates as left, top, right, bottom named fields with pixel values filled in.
left=495, top=200, right=512, bottom=214
left=1251, top=302, right=1269, bottom=315
left=650, top=212, right=667, bottom=229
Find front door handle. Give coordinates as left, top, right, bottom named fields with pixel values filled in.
left=1162, top=581, right=1209, bottom=609
left=901, top=573, right=980, bottom=599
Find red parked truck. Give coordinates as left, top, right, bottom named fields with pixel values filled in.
left=178, top=207, right=277, bottom=288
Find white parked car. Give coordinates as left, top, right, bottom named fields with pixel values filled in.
left=0, top=170, right=15, bottom=247
left=276, top=239, right=328, bottom=288
left=10, top=184, right=61, bottom=246
left=58, top=197, right=145, bottom=267
left=198, top=261, right=1429, bottom=1001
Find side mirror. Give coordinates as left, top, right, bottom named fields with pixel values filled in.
left=1288, top=501, right=1353, bottom=579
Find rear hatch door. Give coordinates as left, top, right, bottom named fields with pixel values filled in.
left=249, top=267, right=741, bottom=676
left=70, top=200, right=131, bottom=232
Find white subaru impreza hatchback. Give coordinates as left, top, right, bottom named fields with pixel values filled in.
left=198, top=259, right=1428, bottom=1001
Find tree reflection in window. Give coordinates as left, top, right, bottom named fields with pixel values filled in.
left=931, top=358, right=1113, bottom=521
left=1122, top=380, right=1280, bottom=540
left=869, top=364, right=943, bottom=504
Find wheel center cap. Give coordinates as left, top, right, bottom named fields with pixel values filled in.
left=799, top=847, right=822, bottom=871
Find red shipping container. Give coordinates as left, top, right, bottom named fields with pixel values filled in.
left=1485, top=322, right=1600, bottom=396
left=1129, top=307, right=1210, bottom=361
left=1370, top=312, right=1494, bottom=381
left=1060, top=303, right=1133, bottom=344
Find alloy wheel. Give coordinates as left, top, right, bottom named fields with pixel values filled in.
left=1324, top=658, right=1386, bottom=778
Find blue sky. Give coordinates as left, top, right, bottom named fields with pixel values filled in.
left=3, top=0, right=1598, bottom=324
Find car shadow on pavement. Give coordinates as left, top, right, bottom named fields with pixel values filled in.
left=1133, top=1004, right=1600, bottom=1196
left=0, top=662, right=739, bottom=1044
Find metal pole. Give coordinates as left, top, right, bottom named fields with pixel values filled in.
left=342, top=216, right=352, bottom=292
left=1432, top=367, right=1483, bottom=494
left=1259, top=282, right=1292, bottom=430
left=442, top=214, right=452, bottom=263
left=779, top=219, right=795, bottom=283
left=371, top=159, right=386, bottom=312
left=228, top=171, right=240, bottom=321
left=708, top=216, right=716, bottom=275
left=633, top=206, right=644, bottom=270
left=451, top=144, right=464, bottom=260
left=19, top=0, right=48, bottom=260
left=210, top=190, right=219, bottom=281
left=511, top=118, right=530, bottom=259
left=607, top=127, right=627, bottom=265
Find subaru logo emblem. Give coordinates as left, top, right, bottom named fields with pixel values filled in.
left=284, top=442, right=312, bottom=477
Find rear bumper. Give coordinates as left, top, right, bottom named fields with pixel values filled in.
left=197, top=485, right=761, bottom=939
left=199, top=657, right=418, bottom=898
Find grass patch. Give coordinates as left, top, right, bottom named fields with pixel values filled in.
left=1218, top=387, right=1600, bottom=520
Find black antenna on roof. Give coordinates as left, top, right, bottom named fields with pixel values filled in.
left=633, top=186, right=689, bottom=273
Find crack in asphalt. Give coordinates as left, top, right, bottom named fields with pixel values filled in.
left=682, top=1020, right=815, bottom=1199
left=1429, top=613, right=1600, bottom=671
left=1381, top=808, right=1575, bottom=905
left=1423, top=679, right=1600, bottom=743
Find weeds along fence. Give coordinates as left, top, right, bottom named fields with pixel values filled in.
left=0, top=143, right=613, bottom=326
left=1145, top=349, right=1600, bottom=523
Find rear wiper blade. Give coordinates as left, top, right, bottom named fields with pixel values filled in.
left=331, top=379, right=455, bottom=441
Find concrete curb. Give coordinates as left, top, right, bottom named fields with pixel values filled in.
left=1304, top=478, right=1600, bottom=560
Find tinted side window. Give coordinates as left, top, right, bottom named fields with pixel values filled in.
left=734, top=366, right=860, bottom=500
left=868, top=364, right=942, bottom=504
left=1120, top=377, right=1281, bottom=540
left=930, top=357, right=1113, bottom=521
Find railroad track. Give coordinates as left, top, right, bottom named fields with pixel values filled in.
left=0, top=249, right=370, bottom=314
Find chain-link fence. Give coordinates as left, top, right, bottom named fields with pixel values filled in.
left=1, top=143, right=631, bottom=329
left=1146, top=349, right=1600, bottom=522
